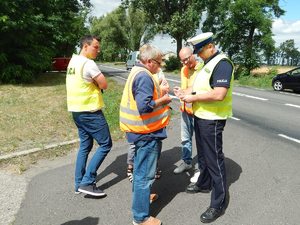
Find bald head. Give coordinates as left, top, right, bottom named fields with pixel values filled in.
left=179, top=47, right=197, bottom=69
left=179, top=47, right=193, bottom=59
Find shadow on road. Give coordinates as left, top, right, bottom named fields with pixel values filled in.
left=151, top=154, right=242, bottom=216
left=151, top=147, right=190, bottom=216
left=224, top=157, right=242, bottom=211
left=95, top=153, right=128, bottom=190
left=94, top=145, right=241, bottom=217
left=61, top=216, right=99, bottom=225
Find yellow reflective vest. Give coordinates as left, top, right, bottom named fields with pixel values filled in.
left=192, top=53, right=234, bottom=120
left=66, top=54, right=104, bottom=112
left=180, top=62, right=203, bottom=114
left=120, top=66, right=171, bottom=134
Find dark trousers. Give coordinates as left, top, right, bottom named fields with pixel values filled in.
left=194, top=116, right=227, bottom=209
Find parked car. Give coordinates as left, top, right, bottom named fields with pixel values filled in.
left=272, top=67, right=300, bottom=92
left=126, top=51, right=139, bottom=70
left=52, top=57, right=71, bottom=71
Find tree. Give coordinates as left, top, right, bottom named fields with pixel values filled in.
left=202, top=0, right=284, bottom=74
left=126, top=6, right=150, bottom=51
left=0, top=0, right=90, bottom=83
left=90, top=5, right=149, bottom=61
left=90, top=7, right=128, bottom=61
left=279, top=39, right=300, bottom=66
left=122, top=0, right=204, bottom=56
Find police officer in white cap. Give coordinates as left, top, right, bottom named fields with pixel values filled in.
left=173, top=32, right=234, bottom=223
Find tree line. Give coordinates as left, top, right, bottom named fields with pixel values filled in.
left=1, top=0, right=299, bottom=83
left=0, top=0, right=91, bottom=83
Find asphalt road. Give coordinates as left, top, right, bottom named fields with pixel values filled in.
left=1, top=64, right=300, bottom=225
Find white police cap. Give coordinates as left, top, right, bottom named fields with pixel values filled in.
left=187, top=32, right=213, bottom=54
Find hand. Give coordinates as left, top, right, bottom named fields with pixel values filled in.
left=180, top=94, right=194, bottom=103
left=160, top=79, right=169, bottom=94
left=173, top=86, right=183, bottom=97
left=161, top=94, right=172, bottom=105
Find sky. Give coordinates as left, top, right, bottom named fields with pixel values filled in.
left=90, top=0, right=300, bottom=53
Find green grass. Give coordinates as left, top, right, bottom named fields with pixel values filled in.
left=233, top=66, right=290, bottom=89
left=234, top=73, right=275, bottom=89
left=0, top=72, right=124, bottom=156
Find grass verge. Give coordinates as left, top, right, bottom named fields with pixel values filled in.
left=0, top=72, right=124, bottom=172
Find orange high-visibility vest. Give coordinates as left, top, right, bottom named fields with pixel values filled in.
left=180, top=62, right=203, bottom=114
left=119, top=66, right=171, bottom=134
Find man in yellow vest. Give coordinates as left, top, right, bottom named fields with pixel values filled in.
left=173, top=47, right=203, bottom=178
left=120, top=44, right=172, bottom=225
left=174, top=32, right=234, bottom=223
left=66, top=35, right=112, bottom=197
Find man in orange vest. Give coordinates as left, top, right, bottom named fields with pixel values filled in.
left=120, top=44, right=172, bottom=225
left=173, top=47, right=203, bottom=179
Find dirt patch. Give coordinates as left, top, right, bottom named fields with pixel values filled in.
left=251, top=66, right=296, bottom=75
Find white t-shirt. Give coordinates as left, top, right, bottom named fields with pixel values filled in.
left=80, top=56, right=102, bottom=82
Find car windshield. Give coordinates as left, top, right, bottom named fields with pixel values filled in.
left=291, top=68, right=300, bottom=75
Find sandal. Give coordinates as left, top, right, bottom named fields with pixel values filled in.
left=155, top=168, right=162, bottom=180
left=127, top=166, right=133, bottom=183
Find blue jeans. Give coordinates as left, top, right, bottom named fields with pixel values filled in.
left=127, top=141, right=162, bottom=166
left=181, top=111, right=194, bottom=164
left=132, top=139, right=161, bottom=223
left=72, top=110, right=112, bottom=191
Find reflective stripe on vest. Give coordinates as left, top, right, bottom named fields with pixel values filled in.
left=192, top=54, right=234, bottom=120
left=120, top=66, right=171, bottom=133
left=66, top=54, right=104, bottom=112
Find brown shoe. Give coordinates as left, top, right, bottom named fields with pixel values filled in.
left=150, top=194, right=159, bottom=203
left=133, top=216, right=162, bottom=225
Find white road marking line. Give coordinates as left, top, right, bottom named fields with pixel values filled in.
left=285, top=103, right=300, bottom=109
left=233, top=92, right=268, bottom=101
left=279, top=91, right=299, bottom=97
left=166, top=78, right=180, bottom=83
left=114, top=75, right=127, bottom=80
left=278, top=134, right=300, bottom=144
left=99, top=64, right=127, bottom=72
left=230, top=117, right=240, bottom=121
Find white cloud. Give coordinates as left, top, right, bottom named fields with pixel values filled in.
left=149, top=35, right=177, bottom=53
left=90, top=0, right=122, bottom=17
left=89, top=1, right=300, bottom=52
left=272, top=18, right=300, bottom=49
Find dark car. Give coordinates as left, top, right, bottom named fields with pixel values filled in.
left=272, top=67, right=300, bottom=92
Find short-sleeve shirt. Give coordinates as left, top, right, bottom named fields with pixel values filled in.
left=205, top=52, right=233, bottom=88
left=81, top=57, right=102, bottom=82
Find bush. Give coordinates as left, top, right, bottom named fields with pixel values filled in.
left=164, top=56, right=181, bottom=71
left=0, top=65, right=34, bottom=84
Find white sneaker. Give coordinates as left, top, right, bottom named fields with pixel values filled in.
left=190, top=171, right=200, bottom=183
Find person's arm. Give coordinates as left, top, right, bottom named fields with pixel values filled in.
left=173, top=86, right=193, bottom=97
left=93, top=73, right=108, bottom=90
left=160, top=79, right=170, bottom=95
left=84, top=60, right=108, bottom=90
left=180, top=87, right=228, bottom=103
left=133, top=72, right=171, bottom=113
left=154, top=94, right=172, bottom=107
left=179, top=60, right=233, bottom=103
